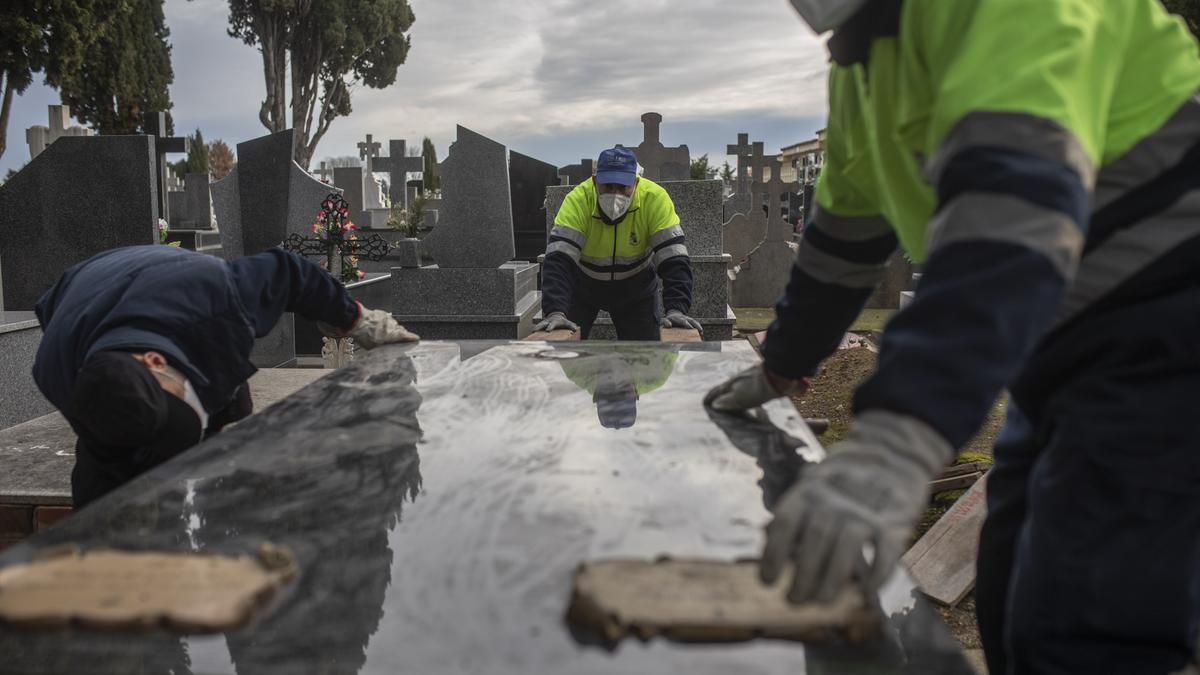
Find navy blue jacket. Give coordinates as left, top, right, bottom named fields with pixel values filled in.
left=34, top=246, right=358, bottom=417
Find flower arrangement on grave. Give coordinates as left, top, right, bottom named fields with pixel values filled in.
left=158, top=218, right=181, bottom=247
left=311, top=193, right=367, bottom=284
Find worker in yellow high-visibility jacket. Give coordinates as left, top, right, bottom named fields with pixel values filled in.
left=536, top=147, right=702, bottom=340
left=706, top=2, right=1200, bottom=672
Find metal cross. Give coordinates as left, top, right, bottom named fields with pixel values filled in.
left=281, top=192, right=391, bottom=285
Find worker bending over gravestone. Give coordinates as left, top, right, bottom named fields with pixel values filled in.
left=535, top=147, right=702, bottom=340
left=33, top=245, right=419, bottom=508
left=707, top=1, right=1200, bottom=673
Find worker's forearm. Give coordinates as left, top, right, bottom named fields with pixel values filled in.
left=763, top=210, right=898, bottom=380
left=854, top=140, right=1089, bottom=448
left=540, top=252, right=579, bottom=317
left=657, top=257, right=693, bottom=315
left=229, top=249, right=359, bottom=337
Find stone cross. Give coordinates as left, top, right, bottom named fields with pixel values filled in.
left=25, top=105, right=93, bottom=160
left=357, top=135, right=382, bottom=168
left=318, top=161, right=332, bottom=183
left=142, top=112, right=188, bottom=223
left=726, top=133, right=754, bottom=193
left=754, top=157, right=801, bottom=242
left=379, top=139, right=425, bottom=210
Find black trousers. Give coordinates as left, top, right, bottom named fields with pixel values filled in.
left=976, top=287, right=1200, bottom=675
left=71, top=384, right=254, bottom=509
left=565, top=291, right=661, bottom=341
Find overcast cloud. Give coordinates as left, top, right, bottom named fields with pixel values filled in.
left=0, top=0, right=830, bottom=176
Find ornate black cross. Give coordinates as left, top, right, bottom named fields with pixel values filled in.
left=281, top=193, right=390, bottom=285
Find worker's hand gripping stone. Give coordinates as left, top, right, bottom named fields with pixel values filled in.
left=321, top=302, right=419, bottom=349
left=704, top=365, right=807, bottom=412
left=533, top=311, right=580, bottom=334
left=659, top=309, right=704, bottom=334
left=760, top=410, right=952, bottom=604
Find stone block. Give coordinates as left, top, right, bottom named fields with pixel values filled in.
left=210, top=169, right=243, bottom=259
left=167, top=190, right=187, bottom=229
left=731, top=242, right=795, bottom=308
left=393, top=291, right=541, bottom=340
left=392, top=262, right=539, bottom=316
left=0, top=313, right=54, bottom=430
left=0, top=136, right=157, bottom=310
left=423, top=126, right=515, bottom=268
left=237, top=131, right=295, bottom=256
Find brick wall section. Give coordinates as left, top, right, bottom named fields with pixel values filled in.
left=0, top=505, right=73, bottom=552
left=34, top=506, right=72, bottom=532
left=0, top=505, right=34, bottom=552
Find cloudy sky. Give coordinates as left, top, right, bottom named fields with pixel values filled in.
left=0, top=0, right=831, bottom=176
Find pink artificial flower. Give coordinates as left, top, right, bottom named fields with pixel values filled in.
left=357, top=270, right=366, bottom=279
left=317, top=211, right=326, bottom=220
left=347, top=222, right=356, bottom=230
left=311, top=223, right=320, bottom=233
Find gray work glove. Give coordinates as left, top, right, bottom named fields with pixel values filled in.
left=323, top=303, right=420, bottom=349
left=660, top=309, right=704, bottom=334
left=761, top=410, right=953, bottom=604
left=704, top=365, right=808, bottom=412
left=533, top=311, right=579, bottom=333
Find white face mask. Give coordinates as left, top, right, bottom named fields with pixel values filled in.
left=160, top=364, right=210, bottom=433
left=181, top=379, right=210, bottom=434
left=789, top=0, right=869, bottom=33
left=599, top=192, right=632, bottom=221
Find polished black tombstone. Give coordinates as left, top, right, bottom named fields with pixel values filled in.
left=0, top=341, right=971, bottom=675
left=509, top=151, right=560, bottom=262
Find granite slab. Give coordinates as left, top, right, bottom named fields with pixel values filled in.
left=392, top=291, right=541, bottom=340
left=0, top=312, right=39, bottom=334
left=391, top=262, right=539, bottom=316
left=0, top=368, right=333, bottom=507
left=0, top=341, right=970, bottom=674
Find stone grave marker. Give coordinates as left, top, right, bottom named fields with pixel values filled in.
left=509, top=151, right=559, bottom=262
left=423, top=126, right=515, bottom=268
left=25, top=105, right=92, bottom=161
left=142, top=112, right=188, bottom=224
left=391, top=126, right=540, bottom=339
left=0, top=136, right=158, bottom=310
left=731, top=156, right=800, bottom=307
left=333, top=166, right=365, bottom=216
left=379, top=139, right=425, bottom=211
left=210, top=129, right=344, bottom=367
left=622, top=112, right=690, bottom=182
left=724, top=133, right=755, bottom=220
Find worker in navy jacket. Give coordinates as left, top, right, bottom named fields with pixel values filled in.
left=33, top=245, right=418, bottom=508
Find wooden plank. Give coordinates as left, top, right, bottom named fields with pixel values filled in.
left=661, top=328, right=702, bottom=342
left=522, top=329, right=580, bottom=342
left=902, top=473, right=989, bottom=607
left=928, top=472, right=982, bottom=494
left=936, top=461, right=989, bottom=480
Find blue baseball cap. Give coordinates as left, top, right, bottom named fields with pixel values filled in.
left=595, top=147, right=639, bottom=186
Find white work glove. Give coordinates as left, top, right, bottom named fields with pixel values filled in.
left=660, top=309, right=704, bottom=334
left=533, top=311, right=580, bottom=333
left=331, top=303, right=419, bottom=349
left=761, top=410, right=952, bottom=604
left=704, top=365, right=808, bottom=412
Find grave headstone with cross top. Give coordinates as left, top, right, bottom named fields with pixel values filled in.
left=143, top=112, right=188, bottom=223
left=25, top=105, right=93, bottom=160
left=732, top=154, right=800, bottom=306
left=379, top=139, right=425, bottom=212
